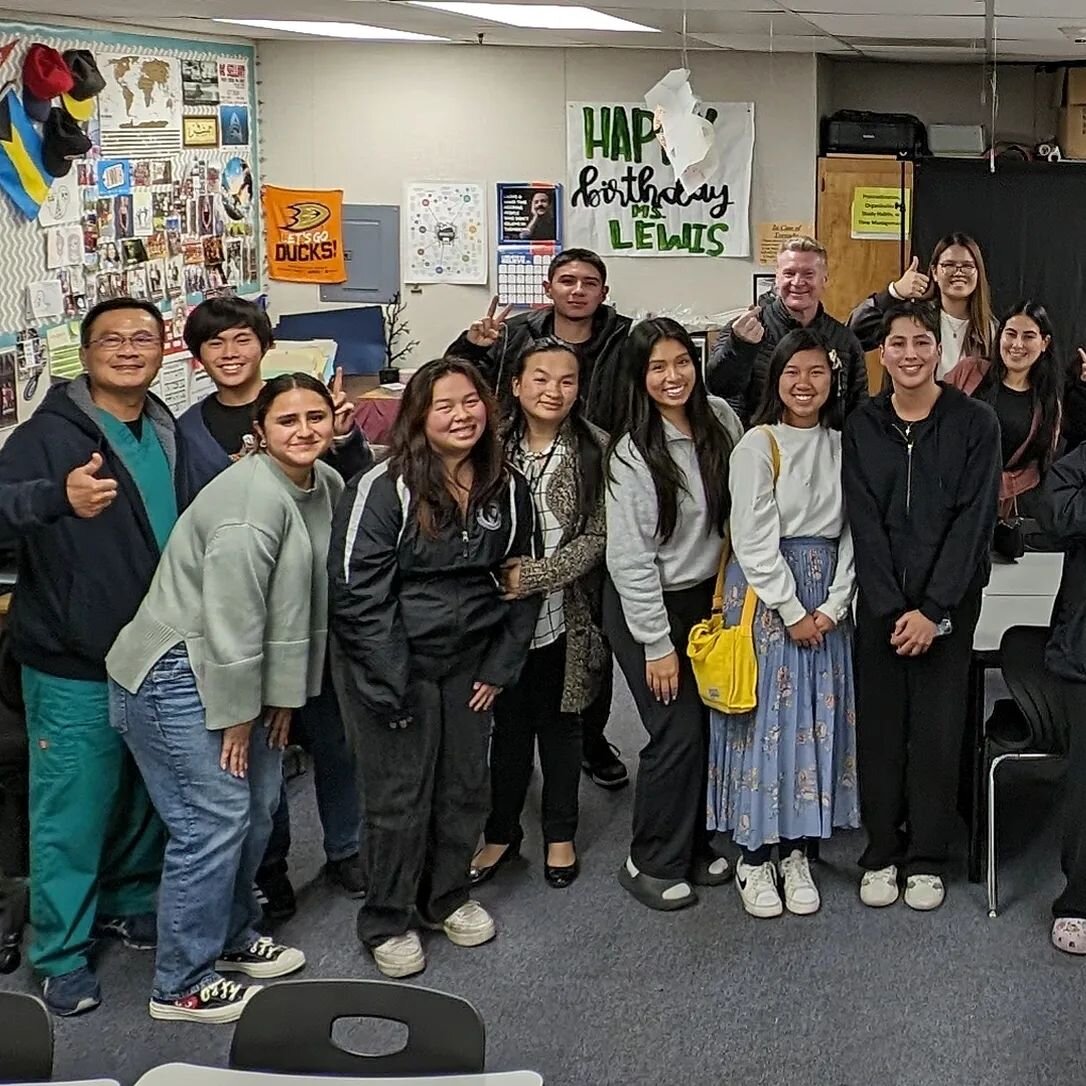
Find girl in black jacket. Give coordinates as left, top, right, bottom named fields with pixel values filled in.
left=328, top=358, right=538, bottom=980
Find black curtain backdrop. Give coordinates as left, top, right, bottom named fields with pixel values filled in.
left=912, top=157, right=1086, bottom=375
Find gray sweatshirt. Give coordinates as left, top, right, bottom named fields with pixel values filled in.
left=606, top=396, right=743, bottom=660
left=106, top=453, right=343, bottom=729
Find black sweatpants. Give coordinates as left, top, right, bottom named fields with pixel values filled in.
left=855, top=582, right=983, bottom=878
left=335, top=650, right=492, bottom=948
left=486, top=636, right=581, bottom=846
left=603, top=576, right=714, bottom=881
left=1055, top=681, right=1086, bottom=919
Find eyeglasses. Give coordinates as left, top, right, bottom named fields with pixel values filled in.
left=937, top=261, right=977, bottom=274
left=87, top=333, right=163, bottom=351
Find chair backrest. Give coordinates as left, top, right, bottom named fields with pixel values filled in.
left=229, top=979, right=486, bottom=1076
left=0, top=990, right=53, bottom=1082
left=998, top=625, right=1072, bottom=757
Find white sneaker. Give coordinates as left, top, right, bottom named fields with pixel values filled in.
left=442, top=901, right=496, bottom=947
left=904, top=874, right=945, bottom=911
left=735, top=860, right=783, bottom=918
left=372, top=932, right=426, bottom=978
left=779, top=850, right=820, bottom=915
left=859, top=865, right=899, bottom=908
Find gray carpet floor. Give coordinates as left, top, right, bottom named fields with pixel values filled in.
left=3, top=674, right=1085, bottom=1086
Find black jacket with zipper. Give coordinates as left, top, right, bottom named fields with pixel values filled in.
left=1039, top=445, right=1086, bottom=681
left=707, top=292, right=869, bottom=426
left=447, top=305, right=632, bottom=433
left=842, top=384, right=1001, bottom=623
left=327, top=460, right=540, bottom=725
left=0, top=377, right=192, bottom=681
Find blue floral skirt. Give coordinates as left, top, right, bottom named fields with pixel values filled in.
left=706, top=536, right=859, bottom=850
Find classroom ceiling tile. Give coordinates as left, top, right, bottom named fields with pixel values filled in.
left=996, top=16, right=1086, bottom=40
left=802, top=14, right=987, bottom=40
left=691, top=33, right=853, bottom=53
left=793, top=0, right=983, bottom=13
left=995, top=0, right=1086, bottom=15
left=624, top=10, right=820, bottom=37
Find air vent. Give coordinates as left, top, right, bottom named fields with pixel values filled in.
left=1058, top=27, right=1086, bottom=44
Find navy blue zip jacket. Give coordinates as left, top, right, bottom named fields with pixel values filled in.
left=0, top=377, right=192, bottom=681
left=177, top=396, right=374, bottom=493
left=842, top=383, right=1001, bottom=623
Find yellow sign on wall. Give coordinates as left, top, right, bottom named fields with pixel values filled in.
left=755, top=220, right=814, bottom=267
left=851, top=187, right=911, bottom=240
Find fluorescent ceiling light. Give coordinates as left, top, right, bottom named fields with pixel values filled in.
left=409, top=3, right=659, bottom=32
left=215, top=19, right=448, bottom=41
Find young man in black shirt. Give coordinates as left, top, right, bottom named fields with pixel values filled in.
left=178, top=297, right=372, bottom=921
left=843, top=300, right=1001, bottom=913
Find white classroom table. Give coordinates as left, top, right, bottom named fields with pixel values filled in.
left=135, top=1065, right=542, bottom=1086
left=973, top=551, right=1063, bottom=653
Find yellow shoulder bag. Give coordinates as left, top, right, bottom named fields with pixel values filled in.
left=686, top=427, right=780, bottom=714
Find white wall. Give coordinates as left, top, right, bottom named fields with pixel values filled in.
left=257, top=43, right=819, bottom=361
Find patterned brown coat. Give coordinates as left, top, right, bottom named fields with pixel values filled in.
left=506, top=417, right=608, bottom=714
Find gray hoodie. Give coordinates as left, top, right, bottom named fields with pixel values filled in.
left=606, top=397, right=743, bottom=660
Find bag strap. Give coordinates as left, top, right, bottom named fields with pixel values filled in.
left=711, top=427, right=782, bottom=616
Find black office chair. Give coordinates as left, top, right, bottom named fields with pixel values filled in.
left=987, top=625, right=1072, bottom=917
left=229, top=979, right=486, bottom=1076
left=0, top=991, right=53, bottom=1082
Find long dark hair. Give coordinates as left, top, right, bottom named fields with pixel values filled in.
left=389, top=356, right=506, bottom=538
left=502, top=335, right=603, bottom=531
left=752, top=328, right=844, bottom=430
left=606, top=317, right=733, bottom=543
left=979, top=301, right=1061, bottom=470
left=927, top=232, right=995, bottom=358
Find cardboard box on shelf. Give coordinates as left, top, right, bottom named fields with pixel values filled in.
left=1066, top=68, right=1086, bottom=106
left=1058, top=105, right=1086, bottom=159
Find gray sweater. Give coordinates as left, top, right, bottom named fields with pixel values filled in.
left=106, top=453, right=344, bottom=729
left=606, top=397, right=743, bottom=660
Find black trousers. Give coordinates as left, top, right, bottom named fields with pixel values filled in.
left=581, top=653, right=614, bottom=758
left=334, top=649, right=492, bottom=948
left=486, top=636, right=581, bottom=846
left=603, top=576, right=714, bottom=881
left=1055, top=681, right=1086, bottom=919
left=855, top=582, right=983, bottom=877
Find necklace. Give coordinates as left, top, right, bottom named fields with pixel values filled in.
left=519, top=437, right=558, bottom=498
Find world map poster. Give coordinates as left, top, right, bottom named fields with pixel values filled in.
left=98, top=53, right=183, bottom=157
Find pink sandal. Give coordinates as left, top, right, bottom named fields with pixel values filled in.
left=1051, top=918, right=1086, bottom=955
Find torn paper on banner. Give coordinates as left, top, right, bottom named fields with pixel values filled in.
left=644, top=69, right=718, bottom=193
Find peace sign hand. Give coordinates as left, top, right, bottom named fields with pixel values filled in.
left=467, top=295, right=513, bottom=348
left=329, top=366, right=355, bottom=436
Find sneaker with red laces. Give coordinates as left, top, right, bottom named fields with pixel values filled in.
left=216, top=935, right=305, bottom=979
left=149, top=977, right=260, bottom=1024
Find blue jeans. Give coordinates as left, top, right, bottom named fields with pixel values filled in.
left=262, top=675, right=362, bottom=871
left=108, top=645, right=283, bottom=1002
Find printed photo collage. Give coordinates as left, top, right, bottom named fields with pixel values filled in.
left=72, top=154, right=259, bottom=316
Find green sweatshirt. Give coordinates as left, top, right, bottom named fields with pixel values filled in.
left=106, top=453, right=345, bottom=729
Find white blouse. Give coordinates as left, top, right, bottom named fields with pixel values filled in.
left=728, top=423, right=855, bottom=627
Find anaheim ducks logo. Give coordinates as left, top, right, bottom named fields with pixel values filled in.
left=282, top=201, right=331, bottom=231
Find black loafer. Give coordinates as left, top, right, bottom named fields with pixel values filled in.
left=469, top=838, right=521, bottom=886
left=617, top=862, right=697, bottom=911
left=690, top=855, right=733, bottom=887
left=544, top=855, right=580, bottom=889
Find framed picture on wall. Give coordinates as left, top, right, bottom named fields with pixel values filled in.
left=687, top=330, right=709, bottom=383
left=182, top=115, right=219, bottom=148
left=753, top=273, right=775, bottom=305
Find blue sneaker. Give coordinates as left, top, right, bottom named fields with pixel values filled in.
left=42, top=965, right=101, bottom=1017
left=94, top=912, right=157, bottom=950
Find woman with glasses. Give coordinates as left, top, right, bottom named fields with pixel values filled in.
left=849, top=232, right=996, bottom=374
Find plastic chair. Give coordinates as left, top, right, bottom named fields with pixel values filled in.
left=0, top=990, right=53, bottom=1082
left=987, top=625, right=1071, bottom=917
left=229, top=979, right=486, bottom=1076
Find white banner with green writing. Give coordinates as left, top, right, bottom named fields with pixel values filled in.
left=565, top=101, right=754, bottom=258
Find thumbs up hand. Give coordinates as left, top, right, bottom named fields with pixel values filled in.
left=66, top=452, right=119, bottom=519
left=892, top=256, right=930, bottom=300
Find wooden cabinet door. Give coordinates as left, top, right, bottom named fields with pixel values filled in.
left=816, top=155, right=914, bottom=392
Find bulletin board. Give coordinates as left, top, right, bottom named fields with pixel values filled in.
left=0, top=19, right=262, bottom=437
